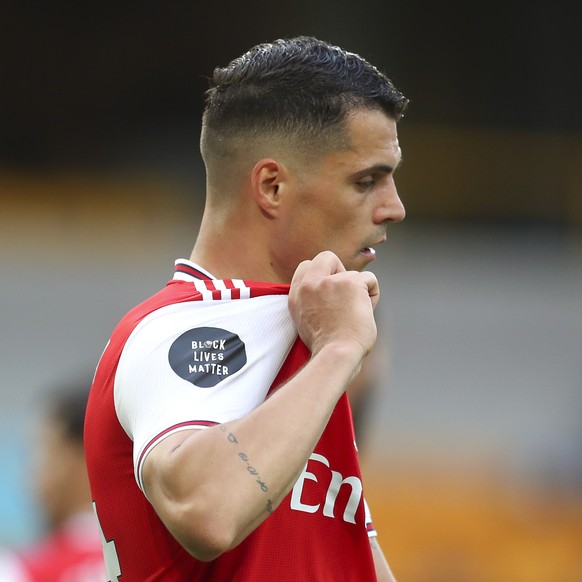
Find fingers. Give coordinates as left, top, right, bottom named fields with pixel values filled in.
left=291, top=251, right=379, bottom=305
left=290, top=260, right=311, bottom=289
left=358, top=270, right=380, bottom=308
left=290, top=251, right=347, bottom=288
left=288, top=253, right=381, bottom=358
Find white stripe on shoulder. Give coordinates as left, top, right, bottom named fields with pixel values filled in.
left=231, top=279, right=250, bottom=299
left=192, top=279, right=214, bottom=301
left=212, top=279, right=231, bottom=300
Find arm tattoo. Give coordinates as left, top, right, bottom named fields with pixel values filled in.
left=219, top=424, right=274, bottom=514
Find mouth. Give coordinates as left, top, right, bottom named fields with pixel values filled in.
left=360, top=235, right=386, bottom=260
left=360, top=246, right=377, bottom=260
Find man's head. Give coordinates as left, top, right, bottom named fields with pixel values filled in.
left=200, top=36, right=408, bottom=180
left=193, top=37, right=408, bottom=282
left=35, top=381, right=92, bottom=530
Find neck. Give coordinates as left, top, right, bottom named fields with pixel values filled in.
left=190, top=206, right=288, bottom=283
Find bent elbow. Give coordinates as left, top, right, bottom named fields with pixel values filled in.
left=187, top=532, right=233, bottom=563
left=169, top=507, right=239, bottom=562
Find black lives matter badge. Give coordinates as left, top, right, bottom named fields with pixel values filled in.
left=168, top=326, right=247, bottom=388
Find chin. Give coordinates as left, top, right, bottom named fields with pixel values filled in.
left=343, top=257, right=366, bottom=272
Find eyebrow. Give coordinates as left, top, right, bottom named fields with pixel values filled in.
left=348, top=160, right=403, bottom=180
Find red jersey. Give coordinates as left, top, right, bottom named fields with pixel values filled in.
left=84, top=260, right=377, bottom=581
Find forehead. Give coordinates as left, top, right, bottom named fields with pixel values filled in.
left=318, top=108, right=401, bottom=172
left=347, top=108, right=400, bottom=155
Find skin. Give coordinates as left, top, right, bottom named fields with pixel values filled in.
left=267, top=109, right=404, bottom=281
left=35, top=418, right=92, bottom=530
left=143, top=108, right=403, bottom=580
left=194, top=108, right=404, bottom=282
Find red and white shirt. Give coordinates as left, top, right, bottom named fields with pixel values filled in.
left=85, top=259, right=377, bottom=581
left=0, top=512, right=105, bottom=582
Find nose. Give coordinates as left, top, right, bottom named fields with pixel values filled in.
left=374, top=179, right=405, bottom=224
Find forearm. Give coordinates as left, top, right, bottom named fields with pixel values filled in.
left=144, top=341, right=365, bottom=559
left=371, top=537, right=397, bottom=582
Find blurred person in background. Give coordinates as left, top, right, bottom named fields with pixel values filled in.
left=0, top=380, right=105, bottom=581
left=85, top=36, right=407, bottom=581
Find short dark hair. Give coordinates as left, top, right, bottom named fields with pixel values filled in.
left=46, top=379, right=91, bottom=445
left=201, top=36, right=408, bottom=158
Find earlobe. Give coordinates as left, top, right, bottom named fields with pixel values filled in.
left=252, top=159, right=286, bottom=218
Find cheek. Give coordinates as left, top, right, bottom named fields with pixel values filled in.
left=290, top=187, right=360, bottom=252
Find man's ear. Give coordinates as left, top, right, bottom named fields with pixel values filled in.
left=251, top=158, right=288, bottom=218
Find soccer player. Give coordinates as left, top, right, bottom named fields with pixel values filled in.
left=85, top=36, right=407, bottom=581
left=0, top=381, right=105, bottom=581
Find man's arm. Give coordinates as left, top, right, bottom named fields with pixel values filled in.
left=370, top=537, right=397, bottom=582
left=142, top=252, right=380, bottom=560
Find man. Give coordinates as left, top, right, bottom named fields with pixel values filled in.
left=0, top=382, right=105, bottom=581
left=85, top=36, right=407, bottom=581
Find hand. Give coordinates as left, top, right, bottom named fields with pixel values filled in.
left=288, top=251, right=380, bottom=360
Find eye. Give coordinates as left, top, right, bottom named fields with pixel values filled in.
left=356, top=179, right=375, bottom=192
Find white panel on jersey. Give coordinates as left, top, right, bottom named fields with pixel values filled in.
left=113, top=293, right=296, bottom=490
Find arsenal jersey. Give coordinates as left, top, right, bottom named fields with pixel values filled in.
left=84, top=259, right=377, bottom=581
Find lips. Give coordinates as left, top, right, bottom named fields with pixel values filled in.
left=365, top=234, right=387, bottom=252
left=360, top=247, right=376, bottom=259
left=360, top=234, right=386, bottom=260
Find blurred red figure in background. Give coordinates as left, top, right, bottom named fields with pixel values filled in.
left=0, top=381, right=105, bottom=582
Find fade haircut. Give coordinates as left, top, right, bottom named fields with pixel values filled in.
left=200, top=36, right=408, bottom=163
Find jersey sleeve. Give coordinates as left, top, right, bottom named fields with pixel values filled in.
left=114, top=293, right=297, bottom=491
left=364, top=497, right=377, bottom=538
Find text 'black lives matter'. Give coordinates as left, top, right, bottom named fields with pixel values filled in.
left=168, top=327, right=247, bottom=388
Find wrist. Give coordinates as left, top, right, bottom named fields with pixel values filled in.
left=313, top=340, right=367, bottom=378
